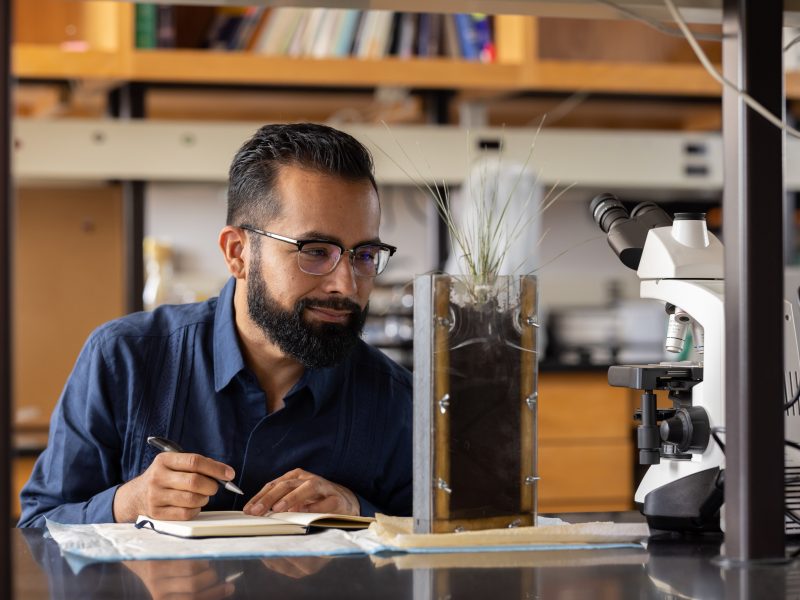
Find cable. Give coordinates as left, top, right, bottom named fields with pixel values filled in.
left=598, top=0, right=800, bottom=139
left=786, top=33, right=800, bottom=53
left=663, top=0, right=800, bottom=140
left=527, top=91, right=592, bottom=128
left=786, top=385, right=800, bottom=412
left=597, top=0, right=722, bottom=41
left=711, top=426, right=726, bottom=453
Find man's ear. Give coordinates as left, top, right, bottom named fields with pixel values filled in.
left=219, top=226, right=247, bottom=279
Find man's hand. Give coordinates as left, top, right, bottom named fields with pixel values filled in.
left=243, top=468, right=360, bottom=516
left=113, top=453, right=236, bottom=522
left=122, top=560, right=236, bottom=600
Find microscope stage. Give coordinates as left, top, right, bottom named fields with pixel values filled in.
left=608, top=363, right=704, bottom=391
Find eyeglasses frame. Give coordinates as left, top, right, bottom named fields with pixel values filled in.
left=239, top=225, right=397, bottom=278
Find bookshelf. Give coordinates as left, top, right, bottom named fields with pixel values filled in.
left=14, top=1, right=800, bottom=98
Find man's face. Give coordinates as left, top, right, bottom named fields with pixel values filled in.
left=245, top=165, right=381, bottom=367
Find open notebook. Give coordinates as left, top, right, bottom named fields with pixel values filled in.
left=135, top=510, right=375, bottom=538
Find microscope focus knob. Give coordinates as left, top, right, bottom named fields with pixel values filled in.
left=660, top=416, right=687, bottom=447
left=659, top=407, right=710, bottom=453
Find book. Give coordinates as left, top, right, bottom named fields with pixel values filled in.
left=427, top=14, right=443, bottom=58
left=443, top=15, right=461, bottom=58
left=234, top=7, right=268, bottom=51
left=454, top=13, right=479, bottom=61
left=417, top=13, right=430, bottom=57
left=135, top=510, right=375, bottom=538
left=311, top=8, right=342, bottom=58
left=205, top=7, right=249, bottom=50
left=396, top=12, right=417, bottom=59
left=332, top=10, right=362, bottom=57
left=156, top=6, right=176, bottom=49
left=471, top=14, right=494, bottom=63
left=365, top=11, right=395, bottom=59
left=135, top=4, right=158, bottom=49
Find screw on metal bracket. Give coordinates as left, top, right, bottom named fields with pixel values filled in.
left=507, top=519, right=522, bottom=528
left=524, top=476, right=540, bottom=485
left=438, top=393, right=450, bottom=414
left=525, top=315, right=539, bottom=327
left=525, top=393, right=538, bottom=410
left=435, top=316, right=451, bottom=327
left=436, top=478, right=452, bottom=494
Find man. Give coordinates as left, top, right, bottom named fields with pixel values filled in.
left=19, top=123, right=412, bottom=527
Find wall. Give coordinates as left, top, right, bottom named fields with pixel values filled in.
left=145, top=182, right=642, bottom=310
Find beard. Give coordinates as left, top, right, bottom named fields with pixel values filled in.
left=246, top=263, right=368, bottom=369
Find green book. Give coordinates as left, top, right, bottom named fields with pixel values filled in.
left=135, top=4, right=158, bottom=49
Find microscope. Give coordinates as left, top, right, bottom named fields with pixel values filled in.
left=591, top=194, right=725, bottom=532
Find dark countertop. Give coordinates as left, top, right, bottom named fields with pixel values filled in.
left=12, top=518, right=800, bottom=599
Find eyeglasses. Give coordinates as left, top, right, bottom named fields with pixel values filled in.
left=240, top=225, right=396, bottom=278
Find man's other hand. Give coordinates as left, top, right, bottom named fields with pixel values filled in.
left=242, top=468, right=360, bottom=516
left=113, top=453, right=236, bottom=522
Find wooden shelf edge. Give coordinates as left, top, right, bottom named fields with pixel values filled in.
left=129, top=50, right=523, bottom=89
left=13, top=45, right=125, bottom=80
left=13, top=45, right=800, bottom=99
left=526, top=60, right=724, bottom=97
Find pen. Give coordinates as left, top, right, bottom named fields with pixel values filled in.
left=225, top=570, right=245, bottom=584
left=146, top=435, right=244, bottom=495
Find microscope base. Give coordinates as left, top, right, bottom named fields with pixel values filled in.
left=637, top=467, right=723, bottom=533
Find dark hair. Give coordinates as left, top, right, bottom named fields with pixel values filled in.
left=226, top=122, right=378, bottom=227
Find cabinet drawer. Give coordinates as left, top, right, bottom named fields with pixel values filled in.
left=538, top=442, right=633, bottom=513
left=539, top=372, right=634, bottom=441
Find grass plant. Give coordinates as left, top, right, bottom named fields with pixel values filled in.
left=376, top=120, right=573, bottom=304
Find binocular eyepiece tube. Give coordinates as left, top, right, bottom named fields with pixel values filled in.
left=589, top=193, right=673, bottom=271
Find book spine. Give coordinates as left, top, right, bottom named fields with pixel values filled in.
left=417, top=14, right=430, bottom=57
left=396, top=13, right=416, bottom=59
left=333, top=10, right=361, bottom=58
left=386, top=12, right=403, bottom=57
left=428, top=14, right=442, bottom=57
left=443, top=15, right=460, bottom=58
left=156, top=6, right=176, bottom=49
left=135, top=4, right=158, bottom=49
left=471, top=14, right=494, bottom=63
left=454, top=13, right=478, bottom=61
left=374, top=11, right=395, bottom=59
left=235, top=7, right=265, bottom=51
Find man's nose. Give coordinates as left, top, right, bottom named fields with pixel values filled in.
left=323, top=253, right=358, bottom=295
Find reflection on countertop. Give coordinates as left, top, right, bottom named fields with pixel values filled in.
left=14, top=522, right=800, bottom=600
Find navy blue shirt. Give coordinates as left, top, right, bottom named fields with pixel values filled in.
left=18, top=278, right=412, bottom=527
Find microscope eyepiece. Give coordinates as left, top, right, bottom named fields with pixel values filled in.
left=590, top=193, right=629, bottom=233
left=590, top=193, right=673, bottom=270
left=631, top=201, right=674, bottom=229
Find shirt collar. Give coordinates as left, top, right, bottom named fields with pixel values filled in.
left=213, top=276, right=350, bottom=412
left=213, top=277, right=246, bottom=392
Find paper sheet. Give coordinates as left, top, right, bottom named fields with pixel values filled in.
left=46, top=519, right=383, bottom=560
left=45, top=515, right=648, bottom=569
left=372, top=515, right=650, bottom=550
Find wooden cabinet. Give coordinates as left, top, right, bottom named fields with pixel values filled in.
left=11, top=184, right=127, bottom=518
left=538, top=371, right=636, bottom=513
left=13, top=184, right=127, bottom=431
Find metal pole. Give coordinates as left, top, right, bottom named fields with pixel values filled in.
left=0, top=0, right=12, bottom=594
left=109, top=84, right=146, bottom=314
left=722, top=0, right=786, bottom=561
